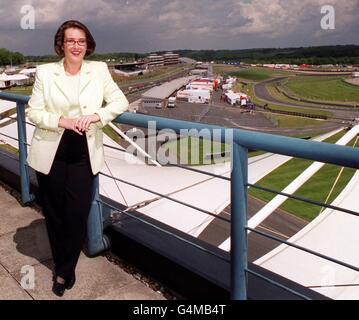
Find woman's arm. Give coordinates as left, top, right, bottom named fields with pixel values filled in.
left=26, top=66, right=62, bottom=131
left=95, top=62, right=129, bottom=127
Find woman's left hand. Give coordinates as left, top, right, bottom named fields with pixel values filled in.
left=75, top=114, right=100, bottom=132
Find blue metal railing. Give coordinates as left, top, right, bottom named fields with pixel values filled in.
left=1, top=91, right=359, bottom=300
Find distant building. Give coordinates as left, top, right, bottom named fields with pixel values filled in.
left=163, top=52, right=180, bottom=66
left=114, top=62, right=148, bottom=77
left=146, top=54, right=164, bottom=68
left=141, top=76, right=195, bottom=108
left=0, top=72, right=30, bottom=88
left=19, top=67, right=37, bottom=77
left=146, top=52, right=180, bottom=68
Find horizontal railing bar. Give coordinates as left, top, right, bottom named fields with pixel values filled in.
left=0, top=92, right=29, bottom=104
left=0, top=132, right=20, bottom=143
left=166, top=163, right=231, bottom=181
left=247, top=183, right=359, bottom=218
left=2, top=115, right=35, bottom=127
left=245, top=268, right=311, bottom=300
left=0, top=132, right=30, bottom=146
left=99, top=171, right=231, bottom=223
left=247, top=227, right=359, bottom=272
left=101, top=199, right=230, bottom=263
left=116, top=113, right=359, bottom=169
left=0, top=133, right=31, bottom=148
left=103, top=143, right=231, bottom=181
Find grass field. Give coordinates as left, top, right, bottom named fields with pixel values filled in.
left=283, top=76, right=359, bottom=103
left=265, top=83, right=333, bottom=117
left=0, top=144, right=19, bottom=155
left=229, top=67, right=291, bottom=82
left=249, top=131, right=358, bottom=221
left=164, top=136, right=269, bottom=165
left=213, top=64, right=242, bottom=75
left=4, top=86, right=33, bottom=96
left=264, top=114, right=325, bottom=128
left=164, top=137, right=231, bottom=165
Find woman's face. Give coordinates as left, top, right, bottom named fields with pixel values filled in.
left=63, top=27, right=87, bottom=64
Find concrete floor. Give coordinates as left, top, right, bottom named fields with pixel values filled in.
left=0, top=184, right=166, bottom=300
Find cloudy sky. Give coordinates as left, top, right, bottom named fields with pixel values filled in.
left=1, top=0, right=358, bottom=55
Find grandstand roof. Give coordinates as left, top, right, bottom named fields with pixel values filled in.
left=142, top=76, right=196, bottom=100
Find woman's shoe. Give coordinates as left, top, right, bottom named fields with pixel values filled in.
left=65, top=274, right=76, bottom=290
left=52, top=279, right=66, bottom=297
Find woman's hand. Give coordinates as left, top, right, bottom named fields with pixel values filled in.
left=74, top=114, right=101, bottom=132
left=58, top=117, right=83, bottom=135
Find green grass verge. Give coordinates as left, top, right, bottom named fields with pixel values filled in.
left=164, top=137, right=231, bottom=165
left=213, top=64, right=242, bottom=75
left=265, top=83, right=333, bottom=117
left=265, top=114, right=325, bottom=128
left=0, top=144, right=19, bottom=155
left=103, top=125, right=122, bottom=144
left=249, top=130, right=358, bottom=221
left=229, top=67, right=291, bottom=82
left=163, top=136, right=268, bottom=166
left=283, top=76, right=359, bottom=104
left=4, top=86, right=33, bottom=96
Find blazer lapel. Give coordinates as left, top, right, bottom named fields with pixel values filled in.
left=53, top=58, right=71, bottom=105
left=79, top=60, right=91, bottom=94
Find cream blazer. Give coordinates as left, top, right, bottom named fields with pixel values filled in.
left=27, top=58, right=129, bottom=175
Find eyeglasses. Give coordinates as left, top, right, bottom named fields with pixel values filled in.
left=64, top=39, right=87, bottom=46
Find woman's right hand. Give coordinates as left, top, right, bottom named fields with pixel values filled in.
left=58, top=117, right=83, bottom=135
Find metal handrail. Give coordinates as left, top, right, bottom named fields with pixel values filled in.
left=100, top=171, right=231, bottom=223
left=245, top=268, right=311, bottom=300
left=247, top=227, right=359, bottom=272
left=248, top=183, right=359, bottom=218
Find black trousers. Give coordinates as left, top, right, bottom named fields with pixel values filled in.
left=36, top=130, right=96, bottom=280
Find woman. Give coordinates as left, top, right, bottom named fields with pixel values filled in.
left=27, top=20, right=129, bottom=296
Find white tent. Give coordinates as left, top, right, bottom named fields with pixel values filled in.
left=0, top=73, right=13, bottom=81
left=0, top=72, right=29, bottom=87
left=19, top=68, right=36, bottom=76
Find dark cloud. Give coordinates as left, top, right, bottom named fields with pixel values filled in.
left=1, top=0, right=358, bottom=55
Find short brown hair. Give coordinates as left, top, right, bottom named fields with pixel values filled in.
left=54, top=20, right=96, bottom=57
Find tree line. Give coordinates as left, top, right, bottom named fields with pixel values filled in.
left=167, top=45, right=359, bottom=65
left=0, top=48, right=25, bottom=66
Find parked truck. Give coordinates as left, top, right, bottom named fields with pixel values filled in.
left=176, top=89, right=211, bottom=104
left=167, top=96, right=176, bottom=108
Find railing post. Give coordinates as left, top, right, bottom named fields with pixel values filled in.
left=84, top=175, right=111, bottom=256
left=231, top=142, right=248, bottom=300
left=16, top=102, right=34, bottom=205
